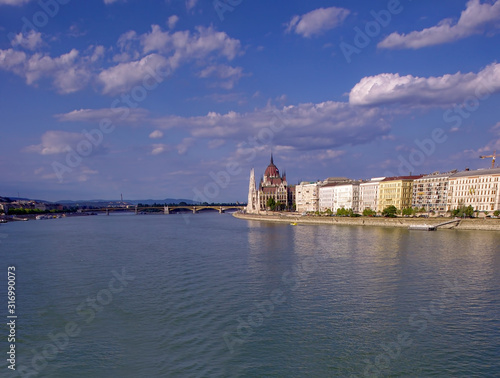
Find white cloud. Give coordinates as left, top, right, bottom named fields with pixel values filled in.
left=349, top=62, right=500, bottom=106
left=0, top=48, right=27, bottom=73
left=153, top=101, right=390, bottom=151
left=149, top=130, right=164, bottom=139
left=198, top=64, right=246, bottom=89
left=100, top=25, right=242, bottom=94
left=103, top=0, right=124, bottom=4
left=168, top=15, right=179, bottom=30
left=1, top=24, right=242, bottom=95
left=98, top=54, right=169, bottom=95
left=140, top=25, right=241, bottom=63
left=285, top=7, right=350, bottom=38
left=151, top=143, right=169, bottom=155
left=0, top=48, right=92, bottom=94
left=24, top=131, right=84, bottom=155
left=98, top=53, right=169, bottom=95
left=55, top=108, right=149, bottom=124
left=379, top=0, right=500, bottom=49
left=176, top=137, right=194, bottom=155
left=10, top=31, right=42, bottom=51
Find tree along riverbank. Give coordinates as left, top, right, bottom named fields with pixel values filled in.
left=233, top=212, right=500, bottom=231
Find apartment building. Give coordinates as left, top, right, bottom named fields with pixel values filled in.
left=447, top=168, right=500, bottom=212
left=295, top=181, right=320, bottom=212
left=359, top=177, right=385, bottom=212
left=332, top=182, right=360, bottom=213
left=378, top=176, right=422, bottom=212
left=412, top=171, right=456, bottom=214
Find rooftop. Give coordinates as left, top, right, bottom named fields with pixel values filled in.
left=449, top=167, right=500, bottom=178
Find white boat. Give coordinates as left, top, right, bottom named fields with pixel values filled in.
left=408, top=224, right=436, bottom=231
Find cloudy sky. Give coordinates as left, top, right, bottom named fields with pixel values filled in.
left=1, top=0, right=500, bottom=202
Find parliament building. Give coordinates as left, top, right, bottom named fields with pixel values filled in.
left=247, top=154, right=295, bottom=213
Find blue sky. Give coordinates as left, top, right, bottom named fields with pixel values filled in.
left=1, top=0, right=499, bottom=202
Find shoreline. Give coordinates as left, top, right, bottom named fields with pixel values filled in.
left=233, top=212, right=500, bottom=231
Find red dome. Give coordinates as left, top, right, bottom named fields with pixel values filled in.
left=265, top=163, right=279, bottom=177
left=264, top=154, right=279, bottom=177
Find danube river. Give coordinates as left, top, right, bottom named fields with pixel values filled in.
left=1, top=213, right=499, bottom=377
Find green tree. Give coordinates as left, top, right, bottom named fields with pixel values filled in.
left=494, top=210, right=500, bottom=217
left=382, top=205, right=398, bottom=218
left=402, top=207, right=414, bottom=217
left=465, top=205, right=475, bottom=217
left=337, top=208, right=354, bottom=217
left=266, top=197, right=276, bottom=211
left=362, top=208, right=376, bottom=217
left=452, top=205, right=475, bottom=218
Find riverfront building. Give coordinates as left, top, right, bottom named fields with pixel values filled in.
left=295, top=182, right=320, bottom=213
left=412, top=171, right=456, bottom=214
left=378, top=176, right=422, bottom=212
left=447, top=168, right=500, bottom=212
left=318, top=184, right=336, bottom=212
left=317, top=177, right=353, bottom=212
left=359, top=177, right=385, bottom=212
left=246, top=155, right=294, bottom=213
left=246, top=154, right=500, bottom=216
left=331, top=182, right=360, bottom=213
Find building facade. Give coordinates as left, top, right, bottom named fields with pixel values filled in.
left=246, top=155, right=294, bottom=213
left=447, top=168, right=500, bottom=213
left=359, top=177, right=385, bottom=212
left=332, top=182, right=360, bottom=213
left=378, top=176, right=422, bottom=212
left=318, top=184, right=336, bottom=212
left=412, top=171, right=455, bottom=214
left=296, top=182, right=320, bottom=213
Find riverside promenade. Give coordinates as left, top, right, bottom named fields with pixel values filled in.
left=233, top=212, right=500, bottom=231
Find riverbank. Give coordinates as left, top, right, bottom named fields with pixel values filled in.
left=0, top=212, right=96, bottom=223
left=233, top=212, right=500, bottom=231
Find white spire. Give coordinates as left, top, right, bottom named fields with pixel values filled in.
left=247, top=168, right=257, bottom=213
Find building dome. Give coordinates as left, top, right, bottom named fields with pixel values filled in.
left=264, top=154, right=279, bottom=177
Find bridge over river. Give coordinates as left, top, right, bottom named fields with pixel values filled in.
left=83, top=205, right=246, bottom=215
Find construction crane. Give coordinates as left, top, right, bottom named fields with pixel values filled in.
left=479, top=150, right=496, bottom=169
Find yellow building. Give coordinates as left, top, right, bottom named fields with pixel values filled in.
left=377, top=176, right=422, bottom=213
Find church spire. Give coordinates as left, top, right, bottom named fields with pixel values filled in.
left=270, top=152, right=274, bottom=165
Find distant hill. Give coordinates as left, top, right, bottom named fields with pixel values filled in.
left=0, top=196, right=50, bottom=203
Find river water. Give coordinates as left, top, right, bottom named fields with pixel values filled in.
left=1, top=213, right=499, bottom=377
